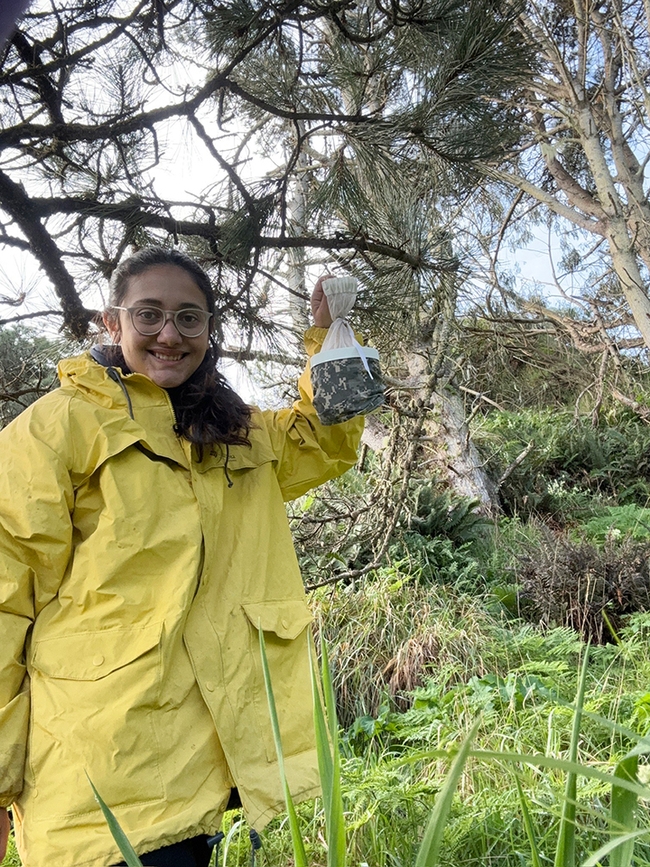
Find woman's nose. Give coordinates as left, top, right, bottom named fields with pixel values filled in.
left=156, top=316, right=183, bottom=343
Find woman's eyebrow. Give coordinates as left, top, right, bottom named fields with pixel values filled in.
left=133, top=298, right=205, bottom=309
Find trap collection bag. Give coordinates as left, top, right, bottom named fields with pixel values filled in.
left=310, top=276, right=385, bottom=425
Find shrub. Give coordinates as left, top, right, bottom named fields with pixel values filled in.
left=406, top=486, right=492, bottom=545
left=472, top=409, right=650, bottom=520
left=580, top=504, right=650, bottom=544
left=514, top=530, right=650, bottom=643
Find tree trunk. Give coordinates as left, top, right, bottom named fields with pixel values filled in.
left=364, top=264, right=500, bottom=514
left=406, top=345, right=500, bottom=514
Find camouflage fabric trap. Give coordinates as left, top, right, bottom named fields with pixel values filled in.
left=311, top=346, right=384, bottom=425
left=310, top=275, right=385, bottom=425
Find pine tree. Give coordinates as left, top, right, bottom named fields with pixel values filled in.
left=0, top=0, right=527, bottom=345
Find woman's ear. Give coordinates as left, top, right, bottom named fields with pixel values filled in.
left=102, top=309, right=120, bottom=344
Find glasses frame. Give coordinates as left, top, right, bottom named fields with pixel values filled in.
left=113, top=305, right=213, bottom=338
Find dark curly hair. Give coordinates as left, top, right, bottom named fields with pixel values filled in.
left=105, top=246, right=251, bottom=452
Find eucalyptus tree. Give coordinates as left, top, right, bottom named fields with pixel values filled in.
left=482, top=0, right=650, bottom=388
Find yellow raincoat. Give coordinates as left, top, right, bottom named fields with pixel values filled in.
left=0, top=327, right=363, bottom=867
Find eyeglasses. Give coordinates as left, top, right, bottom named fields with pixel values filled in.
left=113, top=306, right=213, bottom=338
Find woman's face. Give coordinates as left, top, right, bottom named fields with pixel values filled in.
left=103, top=264, right=211, bottom=389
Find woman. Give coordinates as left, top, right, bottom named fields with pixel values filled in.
left=0, top=247, right=364, bottom=867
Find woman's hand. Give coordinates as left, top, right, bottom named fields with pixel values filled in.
left=311, top=275, right=333, bottom=328
left=0, top=808, right=10, bottom=864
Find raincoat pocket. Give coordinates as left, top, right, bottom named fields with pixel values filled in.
left=31, top=622, right=162, bottom=679
left=26, top=623, right=165, bottom=820
left=242, top=601, right=315, bottom=762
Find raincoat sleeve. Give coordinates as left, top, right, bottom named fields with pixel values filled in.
left=263, top=326, right=365, bottom=501
left=0, top=393, right=74, bottom=807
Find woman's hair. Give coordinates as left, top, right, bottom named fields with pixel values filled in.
left=106, top=246, right=251, bottom=452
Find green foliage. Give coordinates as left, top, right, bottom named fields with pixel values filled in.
left=3, top=836, right=21, bottom=867
left=292, top=466, right=491, bottom=591
left=610, top=754, right=639, bottom=867
left=553, top=648, right=589, bottom=867
left=473, top=409, right=650, bottom=519
left=415, top=721, right=480, bottom=867
left=87, top=775, right=144, bottom=867
left=258, top=626, right=307, bottom=867
left=0, top=326, right=61, bottom=428
left=407, top=486, right=492, bottom=544
left=329, top=616, right=650, bottom=867
left=314, top=575, right=507, bottom=728
left=290, top=465, right=382, bottom=581
left=461, top=318, right=598, bottom=412
left=581, top=505, right=650, bottom=544
left=309, top=639, right=346, bottom=867
left=389, top=534, right=484, bottom=592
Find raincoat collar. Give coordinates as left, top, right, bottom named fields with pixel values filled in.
left=58, top=351, right=191, bottom=469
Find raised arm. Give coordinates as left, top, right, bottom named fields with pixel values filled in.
left=262, top=276, right=364, bottom=501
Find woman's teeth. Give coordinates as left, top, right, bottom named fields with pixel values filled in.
left=152, top=352, right=183, bottom=361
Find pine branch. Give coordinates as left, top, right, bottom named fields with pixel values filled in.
left=0, top=169, right=91, bottom=336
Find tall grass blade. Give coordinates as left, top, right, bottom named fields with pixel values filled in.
left=310, top=646, right=334, bottom=816
left=258, top=626, right=308, bottom=867
left=554, top=646, right=590, bottom=867
left=514, top=774, right=543, bottom=867
left=415, top=719, right=480, bottom=867
left=221, top=818, right=245, bottom=867
left=466, top=751, right=649, bottom=798
left=309, top=639, right=335, bottom=840
left=609, top=754, right=639, bottom=867
left=86, top=774, right=143, bottom=867
left=319, top=638, right=346, bottom=867
left=583, top=830, right=650, bottom=866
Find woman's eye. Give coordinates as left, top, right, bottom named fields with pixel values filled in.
left=135, top=308, right=161, bottom=322
left=178, top=311, right=201, bottom=325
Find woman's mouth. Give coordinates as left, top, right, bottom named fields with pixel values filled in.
left=150, top=351, right=185, bottom=362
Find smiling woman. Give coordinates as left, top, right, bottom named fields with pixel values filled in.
left=104, top=263, right=212, bottom=388
left=96, top=248, right=253, bottom=455
left=0, top=246, right=364, bottom=867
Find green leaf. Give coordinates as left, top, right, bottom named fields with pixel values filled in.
left=394, top=747, right=650, bottom=799
left=582, top=829, right=650, bottom=867
left=321, top=639, right=346, bottom=867
left=310, top=636, right=346, bottom=867
left=610, top=755, right=639, bottom=867
left=258, top=625, right=308, bottom=867
left=86, top=774, right=143, bottom=867
left=468, top=751, right=650, bottom=798
left=415, top=719, right=480, bottom=867
left=554, top=646, right=590, bottom=867
left=514, top=774, right=543, bottom=867
left=310, top=639, right=334, bottom=833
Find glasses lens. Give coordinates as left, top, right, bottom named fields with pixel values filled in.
left=128, top=307, right=210, bottom=336
left=131, top=307, right=164, bottom=335
left=175, top=309, right=209, bottom=336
